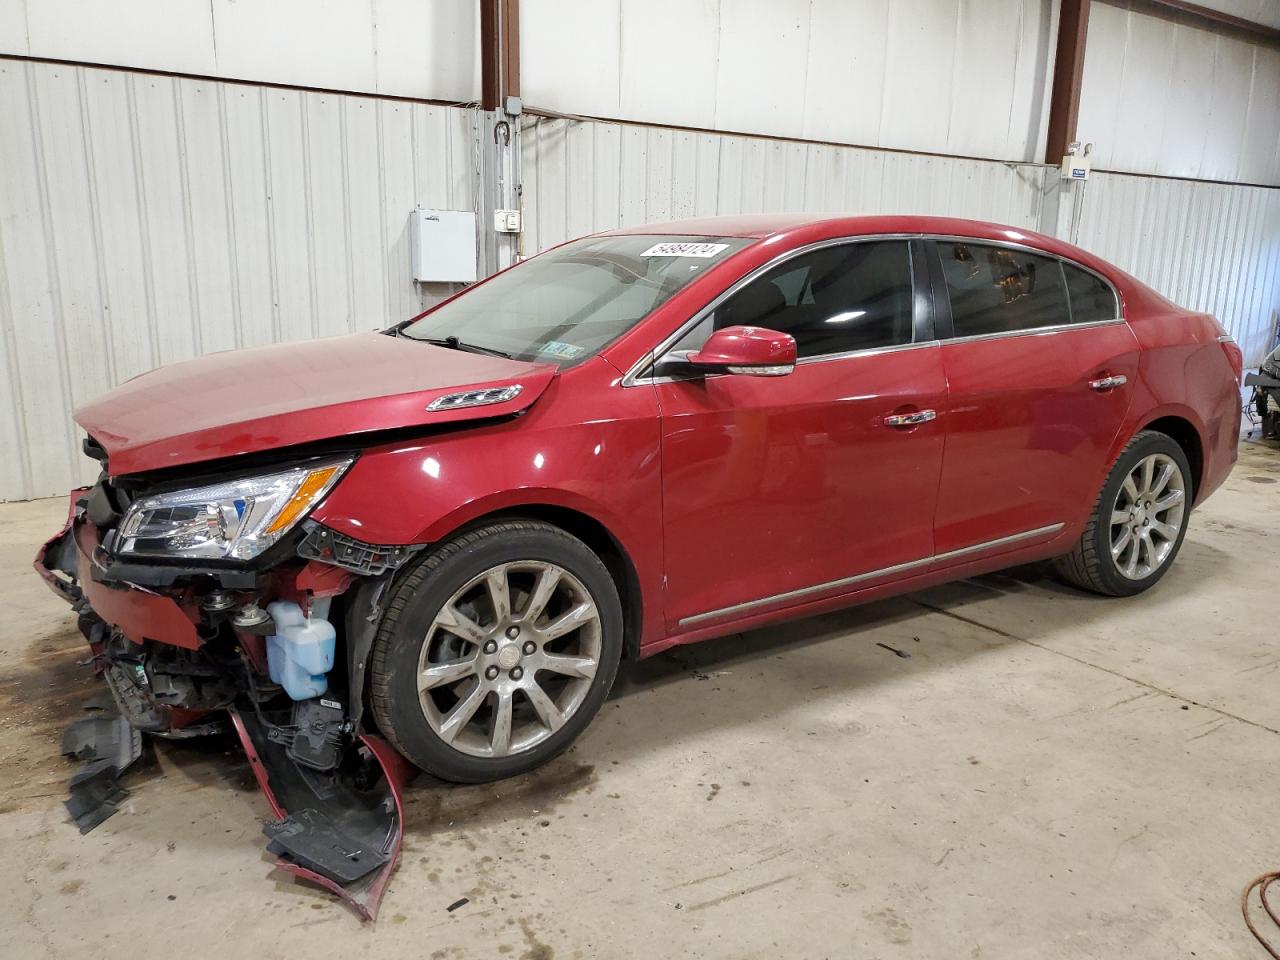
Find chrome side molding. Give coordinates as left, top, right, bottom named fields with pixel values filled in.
left=677, top=522, right=1066, bottom=628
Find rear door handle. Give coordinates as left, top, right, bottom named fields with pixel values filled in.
left=1089, top=374, right=1128, bottom=391
left=884, top=409, right=937, bottom=427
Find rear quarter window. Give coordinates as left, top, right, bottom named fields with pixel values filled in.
left=1063, top=263, right=1120, bottom=324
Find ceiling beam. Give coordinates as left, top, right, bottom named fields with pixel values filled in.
left=1044, top=0, right=1092, bottom=164
left=1132, top=0, right=1280, bottom=45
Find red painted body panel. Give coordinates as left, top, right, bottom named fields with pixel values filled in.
left=656, top=345, right=946, bottom=630
left=43, top=214, right=1241, bottom=660
left=72, top=522, right=202, bottom=649
left=933, top=322, right=1140, bottom=553
left=75, top=332, right=557, bottom=475
left=311, top=358, right=671, bottom=646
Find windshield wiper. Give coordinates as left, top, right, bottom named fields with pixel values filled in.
left=411, top=335, right=513, bottom=359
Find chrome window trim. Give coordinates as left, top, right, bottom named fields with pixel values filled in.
left=676, top=522, right=1065, bottom=628
left=623, top=232, right=1125, bottom=386
left=622, top=233, right=922, bottom=387
left=796, top=339, right=940, bottom=366
left=940, top=316, right=1127, bottom=347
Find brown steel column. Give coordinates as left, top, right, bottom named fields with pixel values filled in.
left=1044, top=0, right=1092, bottom=164
left=480, top=0, right=520, bottom=111
left=502, top=0, right=520, bottom=101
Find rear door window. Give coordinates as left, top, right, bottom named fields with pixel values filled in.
left=938, top=241, right=1070, bottom=338
left=1063, top=262, right=1119, bottom=324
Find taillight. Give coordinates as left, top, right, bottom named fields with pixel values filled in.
left=1220, top=337, right=1243, bottom=383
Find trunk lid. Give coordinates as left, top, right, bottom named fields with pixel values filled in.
left=75, top=333, right=558, bottom=475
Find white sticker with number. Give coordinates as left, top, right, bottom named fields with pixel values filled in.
left=640, top=242, right=730, bottom=258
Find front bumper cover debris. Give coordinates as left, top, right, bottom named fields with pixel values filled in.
left=232, top=709, right=407, bottom=921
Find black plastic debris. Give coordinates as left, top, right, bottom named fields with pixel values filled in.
left=264, top=807, right=389, bottom=885
left=61, top=714, right=142, bottom=833
left=231, top=706, right=404, bottom=920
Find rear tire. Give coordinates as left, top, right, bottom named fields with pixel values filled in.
left=369, top=520, right=623, bottom=783
left=1055, top=430, right=1192, bottom=597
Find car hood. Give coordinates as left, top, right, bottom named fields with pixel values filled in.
left=75, top=332, right=559, bottom=475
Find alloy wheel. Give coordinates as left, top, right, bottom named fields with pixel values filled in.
left=416, top=561, right=602, bottom=758
left=1109, top=452, right=1187, bottom=580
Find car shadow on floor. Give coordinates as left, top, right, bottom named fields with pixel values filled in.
left=609, top=561, right=1080, bottom=701
left=599, top=535, right=1231, bottom=738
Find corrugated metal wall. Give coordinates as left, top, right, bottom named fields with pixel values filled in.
left=0, top=0, right=481, bottom=103
left=1079, top=1, right=1280, bottom=185
left=521, top=0, right=1057, bottom=164
left=0, top=59, right=477, bottom=501
left=1078, top=171, right=1280, bottom=365
left=519, top=116, right=1052, bottom=250
left=521, top=114, right=1280, bottom=364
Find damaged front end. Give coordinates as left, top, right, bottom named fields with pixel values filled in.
left=1246, top=345, right=1280, bottom=440
left=34, top=458, right=419, bottom=920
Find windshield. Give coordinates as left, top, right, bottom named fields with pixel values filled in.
left=400, top=234, right=752, bottom=364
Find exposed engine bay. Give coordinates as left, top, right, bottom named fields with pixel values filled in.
left=34, top=459, right=421, bottom=921
left=1245, top=344, right=1280, bottom=440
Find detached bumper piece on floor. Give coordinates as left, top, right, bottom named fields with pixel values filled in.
left=61, top=714, right=142, bottom=833
left=230, top=706, right=407, bottom=921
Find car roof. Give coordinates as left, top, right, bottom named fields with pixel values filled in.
left=600, top=213, right=1132, bottom=286
left=602, top=213, right=1051, bottom=243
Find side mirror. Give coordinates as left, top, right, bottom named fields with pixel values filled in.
left=686, top=325, right=797, bottom=377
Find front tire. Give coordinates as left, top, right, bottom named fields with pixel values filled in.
left=1055, top=430, right=1192, bottom=597
left=369, top=520, right=623, bottom=783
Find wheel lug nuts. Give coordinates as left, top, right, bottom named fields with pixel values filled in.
left=483, top=640, right=497, bottom=654
left=510, top=667, right=523, bottom=681
left=506, top=625, right=520, bottom=639
left=523, top=641, right=536, bottom=655
left=485, top=665, right=499, bottom=680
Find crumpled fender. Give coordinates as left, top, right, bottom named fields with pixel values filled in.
left=33, top=488, right=89, bottom=603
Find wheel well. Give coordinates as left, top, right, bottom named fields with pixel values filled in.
left=1142, top=416, right=1204, bottom=498
left=460, top=505, right=643, bottom=660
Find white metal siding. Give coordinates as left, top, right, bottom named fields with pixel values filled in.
left=0, top=0, right=481, bottom=103
left=522, top=115, right=1280, bottom=369
left=1077, top=171, right=1280, bottom=366
left=1079, top=2, right=1280, bottom=185
left=0, top=59, right=478, bottom=501
left=519, top=116, right=1051, bottom=251
left=520, top=0, right=1056, bottom=163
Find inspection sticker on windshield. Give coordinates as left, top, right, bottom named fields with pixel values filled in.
left=538, top=341, right=585, bottom=360
left=640, top=242, right=730, bottom=258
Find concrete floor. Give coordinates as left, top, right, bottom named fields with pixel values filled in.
left=1, top=442, right=1278, bottom=959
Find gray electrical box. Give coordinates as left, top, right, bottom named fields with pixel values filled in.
left=410, top=208, right=478, bottom=283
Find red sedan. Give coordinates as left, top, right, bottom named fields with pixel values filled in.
left=38, top=214, right=1242, bottom=789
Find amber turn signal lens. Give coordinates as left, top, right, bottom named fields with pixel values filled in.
left=264, top=465, right=342, bottom=535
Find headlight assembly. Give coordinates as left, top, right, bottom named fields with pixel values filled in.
left=115, top=458, right=353, bottom=561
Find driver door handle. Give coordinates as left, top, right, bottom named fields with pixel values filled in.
left=1089, top=374, right=1128, bottom=391
left=884, top=409, right=937, bottom=427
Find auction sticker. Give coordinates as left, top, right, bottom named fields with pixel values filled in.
left=640, top=242, right=730, bottom=258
